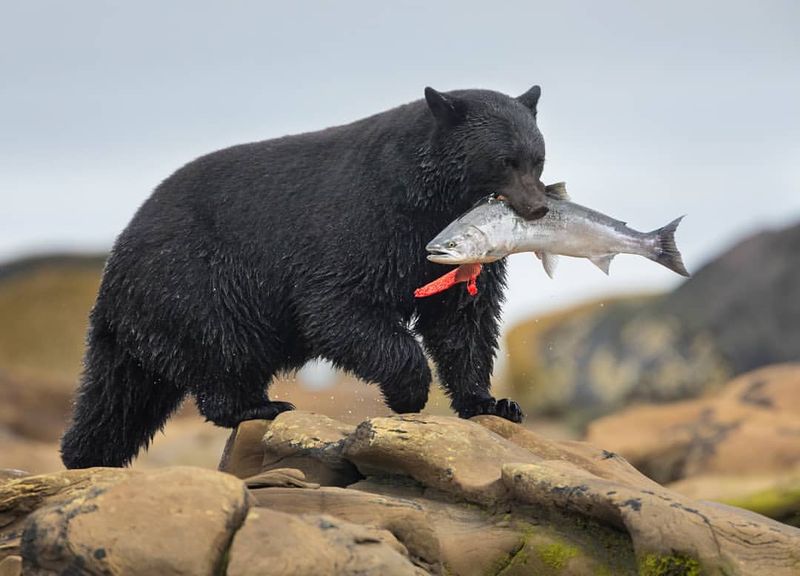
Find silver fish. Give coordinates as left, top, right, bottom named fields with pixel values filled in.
left=426, top=182, right=689, bottom=277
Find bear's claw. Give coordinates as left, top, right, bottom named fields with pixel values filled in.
left=457, top=396, right=524, bottom=423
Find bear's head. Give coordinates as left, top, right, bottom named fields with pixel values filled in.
left=425, top=85, right=548, bottom=220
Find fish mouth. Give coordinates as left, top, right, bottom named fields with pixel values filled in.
left=425, top=244, right=465, bottom=264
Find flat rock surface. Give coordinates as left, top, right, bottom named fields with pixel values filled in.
left=342, top=414, right=539, bottom=506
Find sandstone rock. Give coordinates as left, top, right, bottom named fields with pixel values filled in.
left=2, top=469, right=98, bottom=562
left=342, top=414, right=539, bottom=506
left=474, top=415, right=663, bottom=490
left=669, top=466, right=800, bottom=527
left=354, top=481, right=636, bottom=576
left=220, top=412, right=362, bottom=486
left=251, top=485, right=440, bottom=570
left=219, top=419, right=273, bottom=478
left=6, top=412, right=797, bottom=575
left=243, top=467, right=320, bottom=489
left=226, top=508, right=422, bottom=576
left=19, top=467, right=249, bottom=575
left=587, top=364, right=800, bottom=484
left=1, top=468, right=131, bottom=536
left=0, top=556, right=21, bottom=576
left=0, top=471, right=27, bottom=484
left=505, top=221, right=800, bottom=423
left=503, top=461, right=800, bottom=576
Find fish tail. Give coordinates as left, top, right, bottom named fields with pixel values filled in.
left=648, top=216, right=690, bottom=277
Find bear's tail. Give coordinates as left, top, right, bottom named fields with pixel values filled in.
left=61, top=324, right=185, bottom=469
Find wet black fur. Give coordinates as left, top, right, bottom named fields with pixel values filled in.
left=61, top=86, right=548, bottom=468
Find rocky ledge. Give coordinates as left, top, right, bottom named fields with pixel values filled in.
left=2, top=413, right=799, bottom=576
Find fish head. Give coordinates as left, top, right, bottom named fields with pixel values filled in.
left=425, top=224, right=500, bottom=264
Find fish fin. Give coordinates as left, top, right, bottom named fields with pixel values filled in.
left=544, top=182, right=569, bottom=200
left=649, top=216, right=690, bottom=277
left=535, top=252, right=559, bottom=278
left=590, top=255, right=614, bottom=275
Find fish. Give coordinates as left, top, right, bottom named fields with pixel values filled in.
left=425, top=182, right=690, bottom=277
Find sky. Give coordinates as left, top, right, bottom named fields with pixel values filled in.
left=1, top=0, right=799, bottom=326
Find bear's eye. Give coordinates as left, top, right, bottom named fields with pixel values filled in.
left=501, top=157, right=519, bottom=169
left=447, top=240, right=457, bottom=248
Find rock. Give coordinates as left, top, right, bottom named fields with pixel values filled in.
left=243, top=468, right=320, bottom=489
left=0, top=470, right=112, bottom=561
left=664, top=224, right=800, bottom=373
left=1, top=468, right=132, bottom=538
left=6, top=412, right=798, bottom=575
left=0, top=556, right=21, bottom=576
left=474, top=415, right=663, bottom=490
left=587, top=364, right=800, bottom=484
left=220, top=412, right=362, bottom=486
left=0, top=471, right=27, bottom=484
left=226, top=508, right=422, bottom=576
left=669, top=467, right=800, bottom=527
left=342, top=414, right=539, bottom=506
left=18, top=467, right=249, bottom=575
left=503, top=461, right=800, bottom=576
left=352, top=478, right=636, bottom=576
left=250, top=485, right=440, bottom=570
left=505, top=221, right=800, bottom=424
left=219, top=419, right=273, bottom=478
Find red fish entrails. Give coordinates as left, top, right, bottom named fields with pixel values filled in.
left=414, top=263, right=483, bottom=298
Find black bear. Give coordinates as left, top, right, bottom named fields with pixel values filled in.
left=61, top=85, right=548, bottom=468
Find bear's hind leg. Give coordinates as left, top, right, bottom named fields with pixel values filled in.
left=61, top=328, right=187, bottom=468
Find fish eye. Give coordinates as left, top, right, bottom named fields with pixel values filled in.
left=447, top=240, right=457, bottom=248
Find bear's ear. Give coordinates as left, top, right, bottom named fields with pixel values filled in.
left=517, top=85, right=542, bottom=115
left=425, top=87, right=466, bottom=128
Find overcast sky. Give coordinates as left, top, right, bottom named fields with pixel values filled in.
left=2, top=1, right=798, bottom=324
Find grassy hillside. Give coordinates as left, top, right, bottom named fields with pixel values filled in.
left=0, top=255, right=105, bottom=382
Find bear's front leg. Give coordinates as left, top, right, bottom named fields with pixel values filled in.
left=303, top=303, right=432, bottom=414
left=415, top=261, right=524, bottom=423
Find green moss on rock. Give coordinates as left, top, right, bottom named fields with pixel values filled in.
left=723, top=483, right=800, bottom=526
left=536, top=542, right=579, bottom=570
left=639, top=553, right=702, bottom=576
